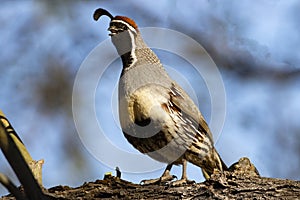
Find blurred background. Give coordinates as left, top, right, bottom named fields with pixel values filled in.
left=1, top=0, right=300, bottom=196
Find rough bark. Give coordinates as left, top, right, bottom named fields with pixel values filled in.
left=2, top=172, right=299, bottom=200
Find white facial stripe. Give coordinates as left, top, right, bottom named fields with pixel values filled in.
left=111, top=19, right=137, bottom=34
left=127, top=30, right=137, bottom=69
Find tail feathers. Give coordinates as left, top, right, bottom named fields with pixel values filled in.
left=201, top=148, right=227, bottom=180
left=218, top=151, right=228, bottom=171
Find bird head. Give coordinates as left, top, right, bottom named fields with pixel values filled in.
left=93, top=8, right=139, bottom=57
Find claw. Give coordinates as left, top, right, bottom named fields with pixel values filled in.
left=140, top=174, right=176, bottom=185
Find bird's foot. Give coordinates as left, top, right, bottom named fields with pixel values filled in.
left=169, top=178, right=195, bottom=186
left=140, top=174, right=176, bottom=185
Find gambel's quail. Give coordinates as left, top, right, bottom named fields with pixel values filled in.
left=94, top=8, right=227, bottom=185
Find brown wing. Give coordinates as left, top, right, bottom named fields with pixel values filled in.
left=168, top=83, right=214, bottom=143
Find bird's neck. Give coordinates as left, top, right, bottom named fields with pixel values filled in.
left=120, top=52, right=135, bottom=69
left=112, top=32, right=160, bottom=72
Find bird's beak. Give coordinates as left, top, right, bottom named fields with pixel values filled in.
left=108, top=27, right=118, bottom=36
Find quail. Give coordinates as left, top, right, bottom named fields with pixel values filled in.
left=93, top=8, right=227, bottom=185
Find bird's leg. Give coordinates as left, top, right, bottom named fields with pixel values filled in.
left=140, top=164, right=176, bottom=185
left=170, top=159, right=195, bottom=186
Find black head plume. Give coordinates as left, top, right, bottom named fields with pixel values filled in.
left=93, top=8, right=114, bottom=21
